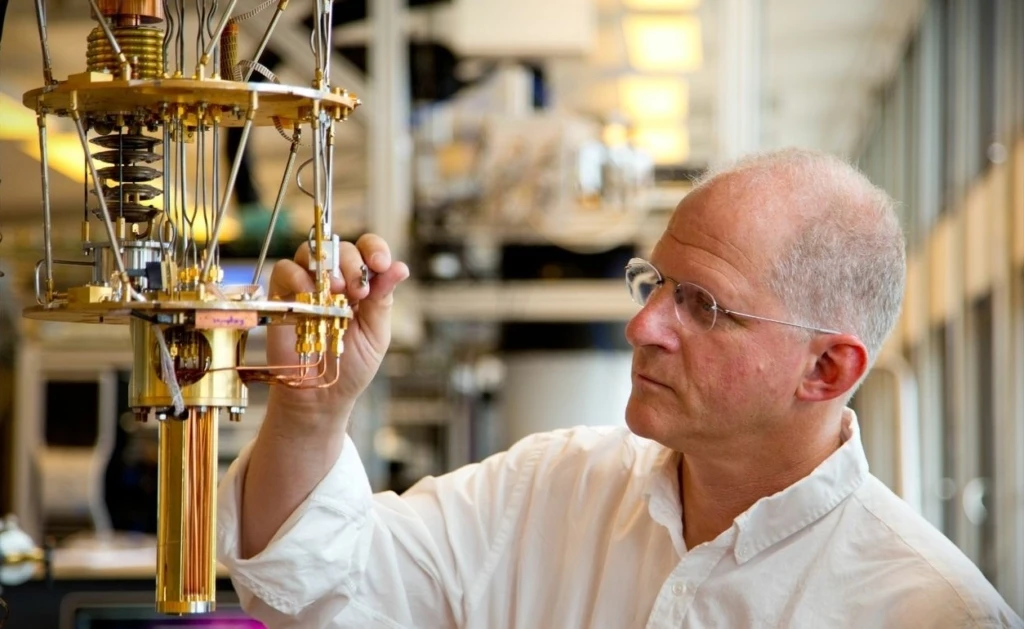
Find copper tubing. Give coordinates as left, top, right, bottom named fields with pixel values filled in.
left=156, top=407, right=218, bottom=614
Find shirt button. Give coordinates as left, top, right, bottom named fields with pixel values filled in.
left=672, top=582, right=686, bottom=596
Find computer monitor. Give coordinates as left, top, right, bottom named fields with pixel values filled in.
left=62, top=592, right=266, bottom=629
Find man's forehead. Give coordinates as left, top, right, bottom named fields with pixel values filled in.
left=657, top=174, right=802, bottom=284
left=668, top=177, right=796, bottom=244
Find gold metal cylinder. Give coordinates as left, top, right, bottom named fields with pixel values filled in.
left=129, top=319, right=247, bottom=408
left=156, top=406, right=218, bottom=614
left=128, top=318, right=248, bottom=614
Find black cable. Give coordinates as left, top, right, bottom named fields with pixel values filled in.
left=0, top=0, right=9, bottom=48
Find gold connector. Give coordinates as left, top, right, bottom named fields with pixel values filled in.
left=65, top=71, right=115, bottom=86
left=67, top=285, right=114, bottom=304
left=179, top=266, right=200, bottom=284
left=161, top=259, right=178, bottom=293
left=314, top=319, right=327, bottom=353
left=293, top=319, right=317, bottom=355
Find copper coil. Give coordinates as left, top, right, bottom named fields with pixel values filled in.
left=87, top=26, right=164, bottom=79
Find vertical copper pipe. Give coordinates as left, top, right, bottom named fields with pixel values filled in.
left=157, top=407, right=218, bottom=614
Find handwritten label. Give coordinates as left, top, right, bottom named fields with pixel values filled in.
left=194, top=310, right=258, bottom=329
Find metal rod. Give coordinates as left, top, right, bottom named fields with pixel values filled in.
left=36, top=115, right=55, bottom=304
left=326, top=121, right=335, bottom=227
left=177, top=118, right=188, bottom=264
left=324, top=0, right=333, bottom=82
left=211, top=119, right=221, bottom=269
left=200, top=94, right=257, bottom=278
left=34, top=0, right=55, bottom=85
left=86, top=0, right=132, bottom=79
left=196, top=122, right=206, bottom=255
left=243, top=0, right=287, bottom=83
left=197, top=0, right=240, bottom=76
left=311, top=103, right=323, bottom=278
left=253, top=135, right=300, bottom=287
left=161, top=0, right=172, bottom=75
left=71, top=109, right=132, bottom=288
left=177, top=0, right=185, bottom=74
left=311, top=0, right=323, bottom=83
left=162, top=120, right=171, bottom=233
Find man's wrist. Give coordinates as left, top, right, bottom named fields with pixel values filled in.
left=263, top=388, right=355, bottom=436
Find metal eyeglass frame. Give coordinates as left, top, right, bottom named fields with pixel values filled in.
left=625, top=257, right=842, bottom=335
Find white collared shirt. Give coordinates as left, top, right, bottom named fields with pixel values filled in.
left=217, top=410, right=1022, bottom=628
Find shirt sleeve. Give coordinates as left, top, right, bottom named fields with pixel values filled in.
left=216, top=431, right=549, bottom=628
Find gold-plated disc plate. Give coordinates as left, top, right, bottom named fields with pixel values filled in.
left=23, top=78, right=359, bottom=127
left=23, top=298, right=352, bottom=325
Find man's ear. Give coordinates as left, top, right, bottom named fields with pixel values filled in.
left=795, top=335, right=869, bottom=402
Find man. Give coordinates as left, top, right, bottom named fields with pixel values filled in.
left=217, top=148, right=1022, bottom=628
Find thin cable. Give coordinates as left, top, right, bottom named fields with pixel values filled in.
left=175, top=118, right=189, bottom=265
left=154, top=327, right=184, bottom=415
left=207, top=0, right=219, bottom=74
left=161, top=0, right=172, bottom=75
left=195, top=0, right=204, bottom=68
left=324, top=0, right=333, bottom=82
left=176, top=0, right=185, bottom=75
left=197, top=124, right=208, bottom=256
left=211, top=121, right=220, bottom=270
left=229, top=0, right=275, bottom=24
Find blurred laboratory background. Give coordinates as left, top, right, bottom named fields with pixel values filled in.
left=0, top=0, right=1022, bottom=625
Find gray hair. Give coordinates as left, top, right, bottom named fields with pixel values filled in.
left=693, top=148, right=906, bottom=363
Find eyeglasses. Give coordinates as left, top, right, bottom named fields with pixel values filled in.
left=624, top=258, right=841, bottom=335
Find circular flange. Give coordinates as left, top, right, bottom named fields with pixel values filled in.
left=23, top=298, right=353, bottom=325
left=23, top=77, right=359, bottom=128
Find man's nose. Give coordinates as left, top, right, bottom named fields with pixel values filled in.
left=625, top=290, right=678, bottom=349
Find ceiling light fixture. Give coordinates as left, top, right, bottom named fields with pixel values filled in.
left=623, top=15, right=703, bottom=73
left=624, top=0, right=701, bottom=10
left=632, top=125, right=690, bottom=164
left=618, top=75, right=689, bottom=122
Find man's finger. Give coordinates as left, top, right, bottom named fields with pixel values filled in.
left=339, top=241, right=369, bottom=301
left=355, top=233, right=391, bottom=274
left=354, top=260, right=410, bottom=351
left=268, top=258, right=316, bottom=299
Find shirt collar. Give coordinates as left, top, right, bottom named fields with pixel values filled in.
left=642, top=408, right=870, bottom=563
left=731, top=408, right=869, bottom=563
left=642, top=443, right=686, bottom=558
